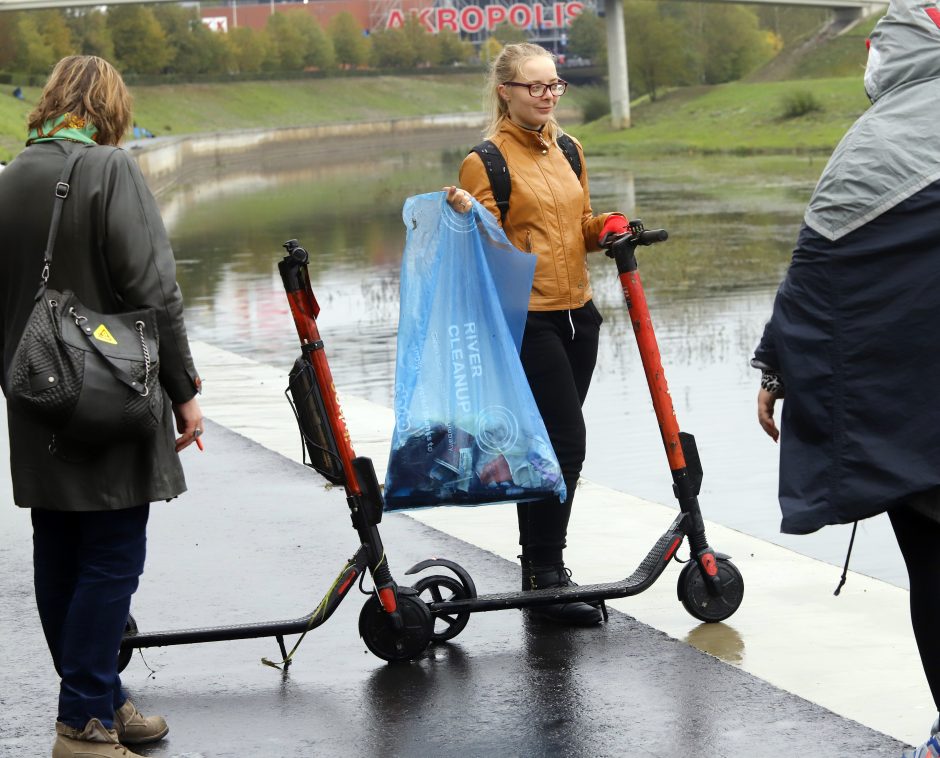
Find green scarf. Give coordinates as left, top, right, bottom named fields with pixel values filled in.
left=27, top=113, right=99, bottom=146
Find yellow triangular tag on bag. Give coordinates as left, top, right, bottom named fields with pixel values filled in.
left=93, top=324, right=118, bottom=345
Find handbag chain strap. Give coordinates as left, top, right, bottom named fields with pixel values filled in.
left=135, top=320, right=152, bottom=397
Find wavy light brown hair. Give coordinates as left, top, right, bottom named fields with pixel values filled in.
left=483, top=43, right=560, bottom=145
left=28, top=56, right=132, bottom=146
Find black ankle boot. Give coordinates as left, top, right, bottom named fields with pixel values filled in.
left=524, top=562, right=603, bottom=627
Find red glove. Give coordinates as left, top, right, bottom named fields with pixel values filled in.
left=599, top=214, right=629, bottom=247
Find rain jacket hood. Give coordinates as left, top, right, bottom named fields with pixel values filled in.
left=804, top=0, right=940, bottom=241
left=753, top=0, right=940, bottom=534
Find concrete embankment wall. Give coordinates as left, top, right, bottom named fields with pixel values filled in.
left=131, top=113, right=486, bottom=197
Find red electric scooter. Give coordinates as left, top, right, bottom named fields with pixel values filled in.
left=119, top=239, right=433, bottom=670
left=395, top=221, right=743, bottom=652
left=119, top=227, right=743, bottom=667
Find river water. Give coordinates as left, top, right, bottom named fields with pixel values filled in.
left=159, top=145, right=908, bottom=590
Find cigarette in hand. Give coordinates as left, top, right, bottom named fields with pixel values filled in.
left=194, top=428, right=204, bottom=451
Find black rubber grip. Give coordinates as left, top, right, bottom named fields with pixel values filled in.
left=637, top=229, right=668, bottom=245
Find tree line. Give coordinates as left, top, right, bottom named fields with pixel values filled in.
left=0, top=2, right=828, bottom=96
left=0, top=6, right=478, bottom=77
left=567, top=3, right=829, bottom=101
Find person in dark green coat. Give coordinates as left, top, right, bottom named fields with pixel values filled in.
left=0, top=56, right=203, bottom=758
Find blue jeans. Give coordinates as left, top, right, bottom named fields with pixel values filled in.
left=32, top=505, right=149, bottom=729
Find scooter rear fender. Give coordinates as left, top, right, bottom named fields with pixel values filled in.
left=405, top=557, right=478, bottom=598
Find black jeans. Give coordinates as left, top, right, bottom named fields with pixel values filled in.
left=889, top=501, right=940, bottom=717
left=517, top=302, right=601, bottom=566
left=32, top=504, right=149, bottom=729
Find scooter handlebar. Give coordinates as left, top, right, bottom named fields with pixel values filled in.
left=636, top=228, right=668, bottom=245
left=282, top=238, right=309, bottom=264
left=602, top=220, right=669, bottom=258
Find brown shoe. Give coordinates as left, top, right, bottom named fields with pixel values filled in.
left=52, top=719, right=143, bottom=758
left=114, top=699, right=169, bottom=745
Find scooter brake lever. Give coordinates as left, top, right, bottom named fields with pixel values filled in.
left=603, top=231, right=639, bottom=258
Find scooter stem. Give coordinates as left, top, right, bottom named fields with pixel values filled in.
left=610, top=242, right=685, bottom=472
left=279, top=241, right=404, bottom=614
left=609, top=234, right=722, bottom=593
left=279, top=242, right=360, bottom=497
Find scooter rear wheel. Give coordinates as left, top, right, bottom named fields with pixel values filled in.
left=412, top=575, right=472, bottom=642
left=677, top=558, right=744, bottom=623
left=359, top=594, right=433, bottom=662
left=117, top=614, right=138, bottom=673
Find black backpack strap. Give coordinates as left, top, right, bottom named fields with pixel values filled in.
left=470, top=140, right=510, bottom=224
left=470, top=135, right=581, bottom=225
left=557, top=133, right=583, bottom=180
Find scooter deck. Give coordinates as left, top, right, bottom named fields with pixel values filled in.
left=123, top=615, right=323, bottom=649
left=121, top=551, right=369, bottom=651
left=428, top=514, right=686, bottom=614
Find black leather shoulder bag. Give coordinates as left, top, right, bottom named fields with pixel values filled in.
left=8, top=145, right=163, bottom=444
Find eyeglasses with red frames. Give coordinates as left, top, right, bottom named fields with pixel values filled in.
left=502, top=80, right=569, bottom=97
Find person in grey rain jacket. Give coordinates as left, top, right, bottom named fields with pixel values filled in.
left=0, top=56, right=203, bottom=758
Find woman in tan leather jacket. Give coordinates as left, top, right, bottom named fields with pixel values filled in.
left=447, top=42, right=627, bottom=626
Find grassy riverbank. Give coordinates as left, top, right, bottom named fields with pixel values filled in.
left=0, top=73, right=490, bottom=162
left=0, top=70, right=869, bottom=163
left=573, top=13, right=874, bottom=157
left=577, top=75, right=869, bottom=157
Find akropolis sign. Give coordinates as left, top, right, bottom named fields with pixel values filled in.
left=386, top=2, right=586, bottom=33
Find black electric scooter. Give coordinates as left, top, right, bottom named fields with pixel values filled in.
left=119, top=228, right=743, bottom=667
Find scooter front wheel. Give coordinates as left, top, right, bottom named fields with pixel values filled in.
left=359, top=594, right=433, bottom=662
left=677, top=558, right=744, bottom=623
left=117, top=614, right=138, bottom=673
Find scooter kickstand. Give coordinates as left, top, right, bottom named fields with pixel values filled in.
left=276, top=635, right=291, bottom=671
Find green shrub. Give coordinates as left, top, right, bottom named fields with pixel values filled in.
left=580, top=86, right=610, bottom=123
left=780, top=90, right=824, bottom=119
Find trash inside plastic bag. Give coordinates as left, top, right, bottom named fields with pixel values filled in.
left=384, top=192, right=566, bottom=510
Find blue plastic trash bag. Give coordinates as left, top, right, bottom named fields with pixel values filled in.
left=384, top=192, right=566, bottom=511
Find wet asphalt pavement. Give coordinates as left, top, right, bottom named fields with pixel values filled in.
left=0, top=418, right=907, bottom=757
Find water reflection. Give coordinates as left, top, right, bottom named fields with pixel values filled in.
left=160, top=147, right=908, bottom=590
left=518, top=615, right=593, bottom=757
left=685, top=623, right=746, bottom=666
left=363, top=645, right=473, bottom=757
